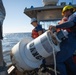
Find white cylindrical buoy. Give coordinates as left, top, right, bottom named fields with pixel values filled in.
left=11, top=31, right=60, bottom=72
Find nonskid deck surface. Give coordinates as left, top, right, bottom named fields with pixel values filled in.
left=8, top=54, right=76, bottom=75
left=8, top=65, right=57, bottom=75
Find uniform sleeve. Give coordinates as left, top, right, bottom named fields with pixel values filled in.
left=0, top=0, right=6, bottom=24
left=56, top=21, right=75, bottom=28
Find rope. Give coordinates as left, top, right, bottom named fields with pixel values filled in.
left=47, top=30, right=58, bottom=75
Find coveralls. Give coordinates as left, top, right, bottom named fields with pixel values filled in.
left=56, top=12, right=76, bottom=75
left=0, top=0, right=7, bottom=74
left=35, top=24, right=43, bottom=32
left=32, top=24, right=43, bottom=39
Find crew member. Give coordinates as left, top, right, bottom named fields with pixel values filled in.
left=49, top=5, right=76, bottom=75
left=31, top=18, right=43, bottom=39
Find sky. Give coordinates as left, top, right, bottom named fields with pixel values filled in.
left=2, top=0, right=76, bottom=33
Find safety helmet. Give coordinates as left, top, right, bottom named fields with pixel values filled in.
left=31, top=18, right=37, bottom=24
left=62, top=5, right=74, bottom=15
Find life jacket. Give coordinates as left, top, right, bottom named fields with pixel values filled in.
left=57, top=17, right=71, bottom=32
left=73, top=55, right=76, bottom=64
left=58, top=17, right=68, bottom=24
left=32, top=29, right=39, bottom=39
left=32, top=28, right=46, bottom=39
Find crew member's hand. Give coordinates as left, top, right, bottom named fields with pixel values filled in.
left=49, top=25, right=56, bottom=32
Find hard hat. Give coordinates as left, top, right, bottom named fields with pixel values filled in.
left=62, top=5, right=74, bottom=15
left=31, top=18, right=37, bottom=24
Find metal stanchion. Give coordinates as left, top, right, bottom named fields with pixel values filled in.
left=0, top=25, right=8, bottom=75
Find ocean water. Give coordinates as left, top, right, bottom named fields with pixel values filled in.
left=2, top=32, right=76, bottom=73
left=2, top=32, right=32, bottom=66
